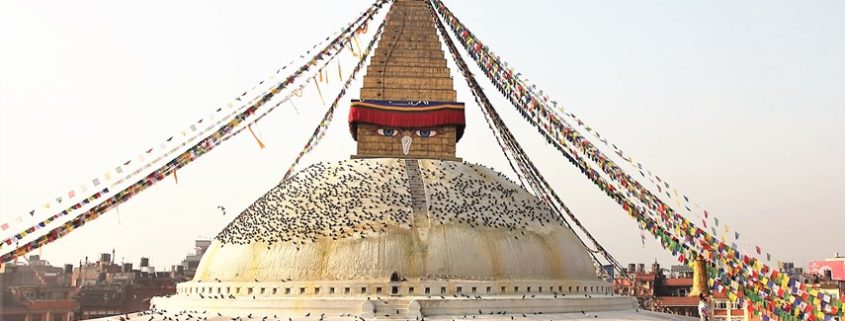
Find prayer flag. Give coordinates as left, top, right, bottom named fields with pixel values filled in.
left=1, top=223, right=8, bottom=231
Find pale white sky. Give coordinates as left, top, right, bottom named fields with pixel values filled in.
left=1, top=0, right=843, bottom=271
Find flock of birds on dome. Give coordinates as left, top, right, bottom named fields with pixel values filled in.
left=214, top=159, right=563, bottom=248
left=421, top=161, right=563, bottom=230
left=117, top=297, right=620, bottom=321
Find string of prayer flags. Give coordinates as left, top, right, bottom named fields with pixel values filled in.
left=431, top=0, right=829, bottom=319
left=1, top=0, right=390, bottom=260
left=283, top=15, right=385, bottom=182
left=0, top=0, right=391, bottom=242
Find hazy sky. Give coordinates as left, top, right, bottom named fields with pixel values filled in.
left=1, top=0, right=843, bottom=272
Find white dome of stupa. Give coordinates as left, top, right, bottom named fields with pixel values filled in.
left=153, top=159, right=627, bottom=316
left=191, top=158, right=598, bottom=283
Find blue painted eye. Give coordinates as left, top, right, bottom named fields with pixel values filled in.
left=415, top=129, right=437, bottom=137
left=376, top=128, right=398, bottom=136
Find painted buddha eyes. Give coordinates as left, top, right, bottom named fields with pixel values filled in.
left=415, top=129, right=437, bottom=137
left=376, top=128, right=398, bottom=136
left=375, top=128, right=438, bottom=137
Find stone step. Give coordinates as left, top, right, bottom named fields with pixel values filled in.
left=404, top=159, right=430, bottom=228
left=372, top=42, right=444, bottom=52
left=381, top=29, right=438, bottom=37
left=382, top=28, right=435, bottom=34
left=384, top=18, right=437, bottom=29
left=365, top=65, right=451, bottom=77
left=372, top=48, right=444, bottom=59
left=380, top=34, right=440, bottom=43
left=368, top=59, right=448, bottom=69
left=373, top=42, right=441, bottom=51
left=371, top=53, right=446, bottom=62
left=363, top=77, right=453, bottom=90
left=360, top=87, right=456, bottom=101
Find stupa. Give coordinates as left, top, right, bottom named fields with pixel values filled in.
left=149, top=0, right=649, bottom=319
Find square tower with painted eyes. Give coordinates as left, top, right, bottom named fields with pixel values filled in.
left=349, top=0, right=463, bottom=161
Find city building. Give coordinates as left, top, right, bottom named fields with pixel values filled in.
left=616, top=261, right=753, bottom=321
left=809, top=254, right=845, bottom=282
left=808, top=254, right=845, bottom=300
left=178, top=240, right=211, bottom=279
left=2, top=241, right=207, bottom=321
left=72, top=253, right=190, bottom=319
left=0, top=255, right=78, bottom=321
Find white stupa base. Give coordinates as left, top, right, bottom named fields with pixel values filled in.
left=149, top=294, right=637, bottom=318
left=88, top=308, right=698, bottom=321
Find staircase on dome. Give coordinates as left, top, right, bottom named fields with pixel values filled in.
left=349, top=0, right=464, bottom=161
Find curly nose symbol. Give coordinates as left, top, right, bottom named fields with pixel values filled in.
left=401, top=136, right=412, bottom=155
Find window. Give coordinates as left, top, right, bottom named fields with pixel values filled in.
left=227, top=287, right=231, bottom=294
left=376, top=287, right=382, bottom=294
left=425, top=287, right=431, bottom=294
left=569, top=286, right=572, bottom=292
left=285, top=288, right=291, bottom=295
left=299, top=288, right=305, bottom=294
left=457, top=286, right=463, bottom=293
left=361, top=287, right=367, bottom=294
left=261, top=288, right=265, bottom=294
left=538, top=287, right=543, bottom=293
left=247, top=288, right=253, bottom=295
left=486, top=287, right=491, bottom=294
left=576, top=286, right=580, bottom=292
left=236, top=288, right=241, bottom=294
left=514, top=286, right=519, bottom=292
left=273, top=288, right=278, bottom=295
left=314, top=288, right=320, bottom=294
left=409, top=287, right=415, bottom=295
left=344, top=287, right=351, bottom=294
left=330, top=287, right=335, bottom=294
left=440, top=287, right=446, bottom=294
left=217, top=288, right=221, bottom=294
left=392, top=286, right=398, bottom=295
left=472, top=287, right=477, bottom=294
left=559, top=286, right=563, bottom=292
